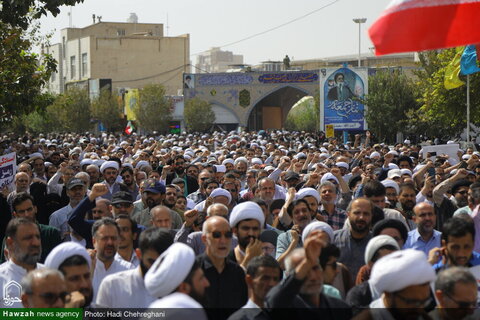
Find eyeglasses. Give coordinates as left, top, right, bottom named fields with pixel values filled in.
left=445, top=293, right=477, bottom=308
left=393, top=292, right=432, bottom=308
left=113, top=203, right=132, bottom=209
left=200, top=177, right=209, bottom=181
left=33, top=291, right=70, bottom=305
left=226, top=189, right=237, bottom=193
left=211, top=231, right=233, bottom=239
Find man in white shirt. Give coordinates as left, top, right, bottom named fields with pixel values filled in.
left=95, top=227, right=173, bottom=308
left=0, top=218, right=43, bottom=308
left=90, top=218, right=131, bottom=299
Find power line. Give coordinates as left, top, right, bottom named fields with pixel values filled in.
left=192, top=0, right=340, bottom=56
left=112, top=64, right=187, bottom=83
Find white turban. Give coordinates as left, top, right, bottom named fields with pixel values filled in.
left=400, top=168, right=412, bottom=177
left=44, top=242, right=91, bottom=270
left=229, top=201, right=265, bottom=228
left=364, top=235, right=399, bottom=264
left=135, top=160, right=149, bottom=169
left=335, top=162, right=349, bottom=170
left=122, top=163, right=134, bottom=170
left=296, top=188, right=320, bottom=204
left=387, top=169, right=401, bottom=179
left=80, top=159, right=93, bottom=166
left=145, top=243, right=195, bottom=298
left=149, top=293, right=207, bottom=320
left=370, top=151, right=381, bottom=159
left=320, top=172, right=339, bottom=185
left=264, top=165, right=276, bottom=172
left=294, top=152, right=307, bottom=159
left=214, top=165, right=226, bottom=173
left=234, top=157, right=248, bottom=165
left=222, top=159, right=235, bottom=165
left=388, top=163, right=399, bottom=170
left=100, top=161, right=119, bottom=174
left=381, top=180, right=400, bottom=195
left=301, top=221, right=334, bottom=243
left=370, top=249, right=436, bottom=296
left=210, top=188, right=232, bottom=204
left=93, top=159, right=106, bottom=167
left=251, top=158, right=263, bottom=165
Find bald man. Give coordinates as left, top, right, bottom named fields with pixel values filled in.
left=403, top=202, right=441, bottom=255
left=7, top=172, right=30, bottom=208
left=197, top=216, right=247, bottom=314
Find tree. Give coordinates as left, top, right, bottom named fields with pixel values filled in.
left=0, top=22, right=56, bottom=125
left=285, top=96, right=318, bottom=131
left=184, top=98, right=216, bottom=132
left=412, top=49, right=480, bottom=139
left=0, top=0, right=84, bottom=30
left=363, top=69, right=419, bottom=143
left=134, top=84, right=172, bottom=133
left=47, top=88, right=91, bottom=132
left=91, top=88, right=125, bottom=132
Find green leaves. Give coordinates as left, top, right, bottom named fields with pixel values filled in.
left=184, top=98, right=215, bottom=132
left=134, top=84, right=172, bottom=133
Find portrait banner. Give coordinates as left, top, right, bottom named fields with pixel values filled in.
left=0, top=152, right=16, bottom=190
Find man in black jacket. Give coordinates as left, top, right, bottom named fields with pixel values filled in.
left=265, top=230, right=351, bottom=320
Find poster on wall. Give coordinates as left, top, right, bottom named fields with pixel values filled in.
left=320, top=67, right=368, bottom=131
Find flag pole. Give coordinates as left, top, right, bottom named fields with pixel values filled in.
left=467, top=74, right=470, bottom=143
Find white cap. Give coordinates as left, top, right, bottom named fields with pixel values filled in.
left=364, top=235, right=399, bottom=264
left=229, top=201, right=265, bottom=228
left=301, top=221, right=334, bottom=244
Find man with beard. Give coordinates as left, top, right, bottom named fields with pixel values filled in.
left=146, top=243, right=210, bottom=320
left=0, top=218, right=43, bottom=308
left=265, top=231, right=351, bottom=320
left=99, top=161, right=122, bottom=201
left=397, top=183, right=418, bottom=230
left=333, top=198, right=373, bottom=282
left=132, top=180, right=182, bottom=229
left=197, top=216, right=248, bottom=314
left=228, top=256, right=282, bottom=320
left=404, top=203, right=441, bottom=255
left=90, top=217, right=131, bottom=299
left=318, top=182, right=348, bottom=230
left=276, top=199, right=312, bottom=267
left=366, top=249, right=436, bottom=320
left=187, top=170, right=214, bottom=204
left=44, top=242, right=94, bottom=308
left=164, top=184, right=179, bottom=210
left=114, top=215, right=139, bottom=267
left=120, top=166, right=139, bottom=200
left=96, top=227, right=173, bottom=308
left=49, top=178, right=87, bottom=241
left=165, top=155, right=199, bottom=196
left=0, top=193, right=61, bottom=263
left=257, top=178, right=277, bottom=206
left=454, top=182, right=480, bottom=216
left=85, top=164, right=100, bottom=188
left=229, top=201, right=265, bottom=269
left=431, top=217, right=480, bottom=271
left=431, top=267, right=478, bottom=320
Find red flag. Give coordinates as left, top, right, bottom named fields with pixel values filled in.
left=125, top=121, right=134, bottom=135
left=369, top=0, right=480, bottom=56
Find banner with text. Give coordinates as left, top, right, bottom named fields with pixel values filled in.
left=0, top=152, right=16, bottom=190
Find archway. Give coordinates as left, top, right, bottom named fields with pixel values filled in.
left=247, top=86, right=310, bottom=131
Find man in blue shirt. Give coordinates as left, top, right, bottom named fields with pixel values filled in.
left=404, top=202, right=441, bottom=255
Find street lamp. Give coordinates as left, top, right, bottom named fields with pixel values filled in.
left=353, top=18, right=367, bottom=67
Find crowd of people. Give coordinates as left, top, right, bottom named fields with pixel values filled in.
left=0, top=130, right=479, bottom=319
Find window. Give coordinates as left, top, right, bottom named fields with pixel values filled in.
left=62, top=36, right=66, bottom=58
left=82, top=53, right=88, bottom=77
left=70, top=56, right=76, bottom=79
left=117, top=29, right=125, bottom=36
left=51, top=72, right=56, bottom=82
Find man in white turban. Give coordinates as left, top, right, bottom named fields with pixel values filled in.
left=44, top=242, right=93, bottom=307
left=229, top=201, right=265, bottom=269
left=367, top=249, right=436, bottom=319
left=99, top=160, right=122, bottom=201
left=146, top=242, right=210, bottom=319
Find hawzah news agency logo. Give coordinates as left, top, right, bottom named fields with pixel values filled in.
left=3, top=280, right=22, bottom=306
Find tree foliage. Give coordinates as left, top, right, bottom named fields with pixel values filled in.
left=0, top=0, right=84, bottom=30
left=91, top=88, right=125, bottom=132
left=363, top=69, right=419, bottom=143
left=184, top=98, right=216, bottom=133
left=0, top=22, right=56, bottom=124
left=411, top=49, right=480, bottom=139
left=284, top=96, right=318, bottom=131
left=134, top=84, right=172, bottom=133
left=46, top=88, right=91, bottom=133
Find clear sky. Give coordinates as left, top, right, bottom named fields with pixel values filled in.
left=39, top=0, right=392, bottom=65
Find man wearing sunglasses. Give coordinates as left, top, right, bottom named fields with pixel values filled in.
left=367, top=249, right=436, bottom=320
left=198, top=216, right=248, bottom=315
left=431, top=267, right=478, bottom=320
left=21, top=268, right=68, bottom=308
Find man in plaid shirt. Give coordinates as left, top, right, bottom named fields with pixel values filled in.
left=318, top=181, right=348, bottom=230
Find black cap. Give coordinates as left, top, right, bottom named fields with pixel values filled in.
left=284, top=171, right=300, bottom=182
left=111, top=191, right=133, bottom=205
left=66, top=178, right=85, bottom=190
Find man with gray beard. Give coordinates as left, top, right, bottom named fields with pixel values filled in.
left=0, top=218, right=43, bottom=308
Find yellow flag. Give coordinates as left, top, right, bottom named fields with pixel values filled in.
left=124, top=89, right=139, bottom=121
left=444, top=47, right=465, bottom=90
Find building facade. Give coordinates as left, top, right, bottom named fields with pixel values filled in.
left=45, top=21, right=190, bottom=95
left=195, top=47, right=243, bottom=73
